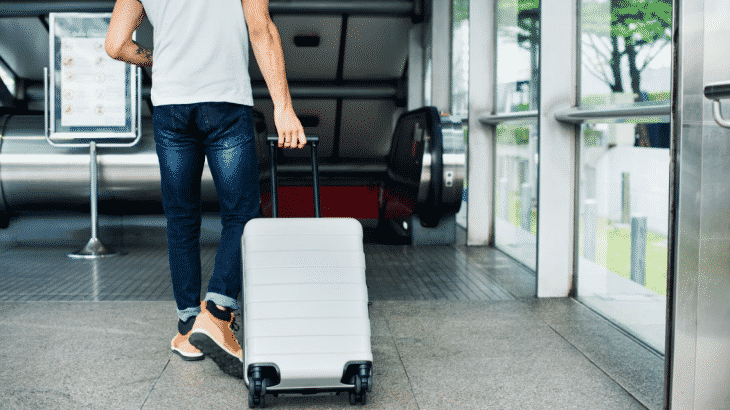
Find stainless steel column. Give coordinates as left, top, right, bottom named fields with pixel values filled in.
left=669, top=0, right=703, bottom=407
left=669, top=0, right=730, bottom=407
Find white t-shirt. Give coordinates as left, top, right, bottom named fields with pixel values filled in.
left=138, top=0, right=253, bottom=107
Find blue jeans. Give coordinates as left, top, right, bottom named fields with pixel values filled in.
left=152, top=102, right=260, bottom=322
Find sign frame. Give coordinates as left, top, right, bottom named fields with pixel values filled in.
left=45, top=12, right=141, bottom=147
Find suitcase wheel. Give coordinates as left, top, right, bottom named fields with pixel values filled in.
left=348, top=374, right=368, bottom=405
left=248, top=376, right=268, bottom=408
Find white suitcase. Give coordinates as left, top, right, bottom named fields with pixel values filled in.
left=241, top=136, right=373, bottom=408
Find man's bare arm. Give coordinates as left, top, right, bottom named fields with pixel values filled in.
left=244, top=0, right=305, bottom=148
left=243, top=0, right=290, bottom=110
left=105, top=0, right=152, bottom=67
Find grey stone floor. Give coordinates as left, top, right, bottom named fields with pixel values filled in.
left=0, top=218, right=663, bottom=409
left=0, top=299, right=659, bottom=410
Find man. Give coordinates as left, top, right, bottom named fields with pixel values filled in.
left=105, top=0, right=306, bottom=378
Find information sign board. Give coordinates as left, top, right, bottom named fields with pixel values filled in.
left=47, top=13, right=140, bottom=145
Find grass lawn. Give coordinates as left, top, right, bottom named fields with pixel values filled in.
left=581, top=216, right=668, bottom=296
left=498, top=190, right=668, bottom=296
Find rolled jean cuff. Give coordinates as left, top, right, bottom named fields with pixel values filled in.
left=177, top=306, right=201, bottom=322
left=204, top=292, right=239, bottom=311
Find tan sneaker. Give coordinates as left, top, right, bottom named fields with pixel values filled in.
left=171, top=331, right=204, bottom=361
left=188, top=301, right=243, bottom=379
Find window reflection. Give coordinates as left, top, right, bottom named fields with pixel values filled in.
left=577, top=122, right=669, bottom=353
left=496, top=0, right=539, bottom=113
left=495, top=119, right=538, bottom=270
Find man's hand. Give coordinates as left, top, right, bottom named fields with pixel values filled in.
left=274, top=106, right=306, bottom=149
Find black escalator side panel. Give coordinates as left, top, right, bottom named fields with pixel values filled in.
left=413, top=107, right=444, bottom=227
left=386, top=107, right=431, bottom=192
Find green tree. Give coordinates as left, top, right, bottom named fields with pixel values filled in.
left=583, top=0, right=671, bottom=102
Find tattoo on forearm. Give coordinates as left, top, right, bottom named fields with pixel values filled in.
left=132, top=40, right=153, bottom=65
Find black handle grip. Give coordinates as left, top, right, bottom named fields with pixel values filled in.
left=705, top=81, right=730, bottom=100
left=267, top=135, right=320, bottom=218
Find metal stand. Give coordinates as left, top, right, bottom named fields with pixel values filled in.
left=68, top=142, right=123, bottom=259
left=45, top=16, right=142, bottom=259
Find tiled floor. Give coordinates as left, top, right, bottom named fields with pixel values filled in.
left=0, top=216, right=663, bottom=409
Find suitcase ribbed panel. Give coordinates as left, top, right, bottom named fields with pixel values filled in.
left=249, top=336, right=371, bottom=356
left=246, top=318, right=369, bottom=337
left=245, top=251, right=365, bottom=270
left=242, top=217, right=372, bottom=392
left=245, top=267, right=365, bottom=285
left=245, top=301, right=367, bottom=319
left=245, top=235, right=363, bottom=252
left=246, top=284, right=368, bottom=303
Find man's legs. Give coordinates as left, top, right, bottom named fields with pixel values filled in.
left=153, top=104, right=206, bottom=361
left=188, top=102, right=259, bottom=378
left=197, top=102, right=260, bottom=310
left=153, top=104, right=207, bottom=320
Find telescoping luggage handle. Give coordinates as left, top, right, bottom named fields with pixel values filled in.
left=267, top=135, right=320, bottom=218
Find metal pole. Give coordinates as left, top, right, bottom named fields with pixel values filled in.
left=630, top=215, right=647, bottom=286
left=68, top=142, right=121, bottom=259
left=270, top=141, right=278, bottom=218
left=90, top=141, right=98, bottom=240
left=621, top=172, right=630, bottom=224
left=311, top=140, right=321, bottom=218
left=499, top=177, right=509, bottom=220
left=520, top=183, right=531, bottom=231
left=583, top=199, right=597, bottom=263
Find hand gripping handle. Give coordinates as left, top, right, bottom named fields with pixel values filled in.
left=267, top=135, right=320, bottom=218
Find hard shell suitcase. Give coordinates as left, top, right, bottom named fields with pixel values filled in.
left=241, top=135, right=373, bottom=408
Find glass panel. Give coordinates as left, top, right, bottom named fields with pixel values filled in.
left=577, top=122, right=669, bottom=353
left=495, top=119, right=537, bottom=270
left=580, top=0, right=672, bottom=108
left=496, top=0, right=540, bottom=113
left=453, top=0, right=469, bottom=228
left=578, top=0, right=672, bottom=355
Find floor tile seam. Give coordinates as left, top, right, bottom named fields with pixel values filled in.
left=382, top=304, right=422, bottom=410
left=416, top=256, right=467, bottom=301
left=443, top=254, right=500, bottom=299
left=418, top=252, right=485, bottom=301
left=447, top=265, right=510, bottom=301
left=451, top=247, right=516, bottom=300
left=455, top=267, right=511, bottom=301
left=120, top=271, right=159, bottom=297
left=61, top=274, right=93, bottom=296
left=384, top=256, right=431, bottom=300
left=411, top=260, right=459, bottom=300
left=464, top=267, right=526, bottom=300
left=367, top=266, right=413, bottom=300
left=536, top=310, right=652, bottom=410
left=468, top=265, right=528, bottom=300
left=145, top=276, right=172, bottom=298
left=139, top=355, right=172, bottom=410
left=43, top=271, right=87, bottom=296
